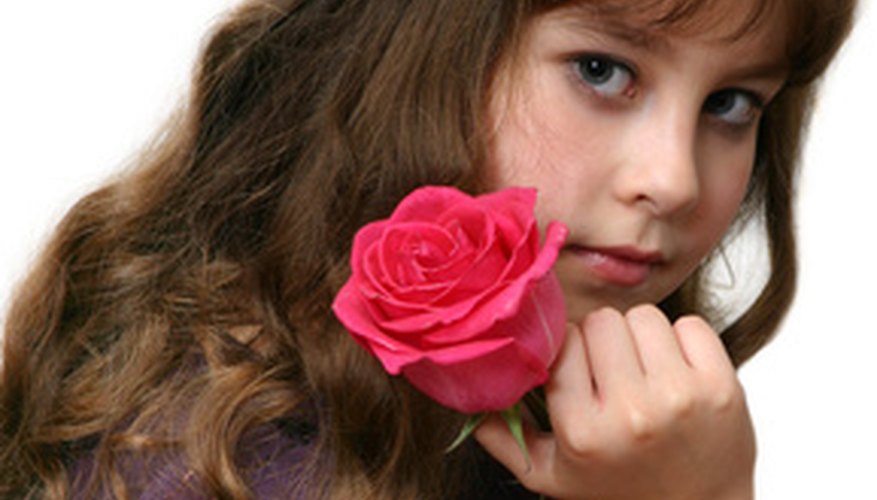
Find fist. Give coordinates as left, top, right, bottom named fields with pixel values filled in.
left=476, top=305, right=756, bottom=500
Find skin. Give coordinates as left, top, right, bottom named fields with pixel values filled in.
left=476, top=3, right=788, bottom=499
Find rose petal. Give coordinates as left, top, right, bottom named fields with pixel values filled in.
left=400, top=336, right=549, bottom=413
left=494, top=217, right=539, bottom=281
left=480, top=188, right=537, bottom=237
left=332, top=280, right=423, bottom=373
left=333, top=186, right=571, bottom=415
left=438, top=236, right=506, bottom=295
left=505, top=271, right=567, bottom=367
left=350, top=220, right=389, bottom=286
left=368, top=289, right=490, bottom=333
left=379, top=223, right=460, bottom=289
left=389, top=186, right=471, bottom=223
left=411, top=223, right=479, bottom=287
left=362, top=222, right=566, bottom=338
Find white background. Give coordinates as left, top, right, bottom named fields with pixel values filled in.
left=1, top=2, right=875, bottom=498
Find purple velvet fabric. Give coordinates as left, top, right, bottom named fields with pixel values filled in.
left=71, top=421, right=317, bottom=499
left=70, top=421, right=537, bottom=499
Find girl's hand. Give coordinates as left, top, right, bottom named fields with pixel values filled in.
left=475, top=305, right=755, bottom=500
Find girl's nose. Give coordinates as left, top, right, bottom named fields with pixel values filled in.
left=614, top=105, right=700, bottom=217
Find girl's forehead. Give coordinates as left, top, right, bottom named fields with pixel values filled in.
left=546, top=0, right=788, bottom=41
left=515, top=0, right=791, bottom=87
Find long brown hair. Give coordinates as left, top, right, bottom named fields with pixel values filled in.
left=0, top=0, right=856, bottom=498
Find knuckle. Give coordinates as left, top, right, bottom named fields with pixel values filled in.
left=557, top=424, right=597, bottom=458
left=586, top=306, right=624, bottom=328
left=626, top=303, right=662, bottom=321
left=640, top=303, right=660, bottom=314
left=621, top=403, right=659, bottom=443
left=665, top=386, right=697, bottom=418
left=674, top=314, right=712, bottom=332
left=517, top=468, right=550, bottom=494
left=710, top=378, right=746, bottom=412
left=674, top=315, right=717, bottom=342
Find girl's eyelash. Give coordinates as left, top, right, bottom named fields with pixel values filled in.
left=569, top=53, right=769, bottom=129
left=707, top=89, right=766, bottom=111
left=703, top=89, right=767, bottom=127
left=571, top=54, right=637, bottom=98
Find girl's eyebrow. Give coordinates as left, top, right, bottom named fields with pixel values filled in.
left=554, top=7, right=789, bottom=84
left=557, top=6, right=670, bottom=52
left=724, top=61, right=789, bottom=85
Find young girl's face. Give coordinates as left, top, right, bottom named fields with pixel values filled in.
left=486, top=2, right=788, bottom=323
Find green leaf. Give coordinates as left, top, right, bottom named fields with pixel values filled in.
left=501, top=403, right=531, bottom=470
left=446, top=413, right=487, bottom=453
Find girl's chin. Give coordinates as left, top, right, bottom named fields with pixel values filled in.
left=562, top=296, right=629, bottom=324
left=560, top=288, right=674, bottom=324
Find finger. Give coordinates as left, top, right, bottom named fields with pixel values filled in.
left=673, top=315, right=735, bottom=374
left=584, top=307, right=644, bottom=398
left=625, top=304, right=687, bottom=376
left=473, top=412, right=555, bottom=493
left=545, top=322, right=595, bottom=432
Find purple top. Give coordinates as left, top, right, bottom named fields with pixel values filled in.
left=70, top=420, right=537, bottom=499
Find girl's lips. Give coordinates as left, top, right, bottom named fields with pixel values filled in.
left=565, top=245, right=663, bottom=287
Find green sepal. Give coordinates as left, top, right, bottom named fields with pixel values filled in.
left=445, top=403, right=532, bottom=472
left=446, top=413, right=487, bottom=453
left=500, top=403, right=531, bottom=470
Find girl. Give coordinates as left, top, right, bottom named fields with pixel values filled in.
left=0, top=0, right=856, bottom=499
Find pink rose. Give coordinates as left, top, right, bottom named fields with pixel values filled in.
left=332, top=186, right=568, bottom=414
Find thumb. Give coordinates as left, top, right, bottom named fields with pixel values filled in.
left=474, top=412, right=555, bottom=494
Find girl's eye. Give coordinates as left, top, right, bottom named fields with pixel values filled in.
left=703, top=90, right=763, bottom=126
left=573, top=55, right=635, bottom=98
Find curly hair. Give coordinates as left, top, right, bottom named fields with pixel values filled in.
left=0, top=0, right=857, bottom=498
